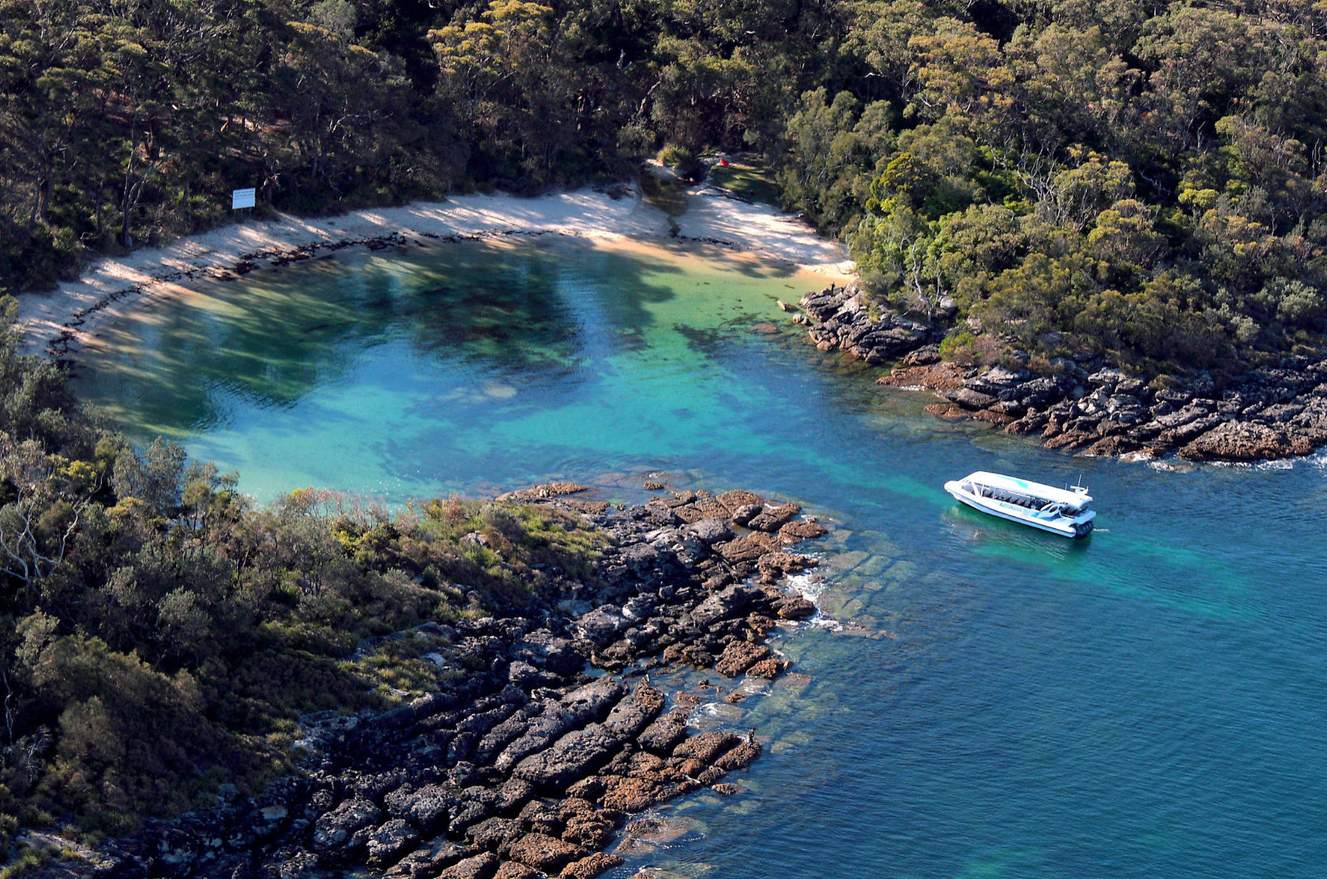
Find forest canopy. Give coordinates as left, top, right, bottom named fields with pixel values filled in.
left=4, top=0, right=1327, bottom=372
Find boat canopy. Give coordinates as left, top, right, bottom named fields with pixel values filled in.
left=960, top=471, right=1092, bottom=511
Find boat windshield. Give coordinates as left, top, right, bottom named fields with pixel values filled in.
left=972, top=483, right=1069, bottom=516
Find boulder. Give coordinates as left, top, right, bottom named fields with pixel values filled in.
left=746, top=503, right=800, bottom=532
left=505, top=833, right=583, bottom=872
left=392, top=784, right=453, bottom=833
left=599, top=775, right=665, bottom=812
left=313, top=797, right=382, bottom=853
left=673, top=731, right=738, bottom=768
left=687, top=517, right=733, bottom=544
left=438, top=852, right=500, bottom=879
left=965, top=366, right=1030, bottom=396
left=637, top=708, right=690, bottom=755
left=559, top=853, right=624, bottom=879
left=717, top=489, right=763, bottom=513
left=506, top=661, right=547, bottom=689
left=494, top=862, right=542, bottom=879
left=1180, top=420, right=1294, bottom=462
left=714, top=641, right=770, bottom=677
left=450, top=786, right=500, bottom=832
left=495, top=777, right=534, bottom=814
left=756, top=551, right=816, bottom=582
left=386, top=842, right=472, bottom=879
left=365, top=819, right=418, bottom=866
left=902, top=344, right=940, bottom=366
left=712, top=533, right=776, bottom=564
left=602, top=683, right=665, bottom=738
left=561, top=810, right=616, bottom=850
left=495, top=680, right=622, bottom=772
left=947, top=387, right=997, bottom=411
left=275, top=850, right=320, bottom=879
left=774, top=595, right=816, bottom=620
left=467, top=816, right=522, bottom=850
left=574, top=607, right=630, bottom=647
left=745, top=657, right=788, bottom=679
left=621, top=594, right=656, bottom=621
left=513, top=724, right=622, bottom=787
left=729, top=503, right=762, bottom=526
left=515, top=630, right=581, bottom=675
left=779, top=519, right=827, bottom=543
left=620, top=540, right=663, bottom=574
left=690, top=584, right=759, bottom=627
left=714, top=739, right=762, bottom=771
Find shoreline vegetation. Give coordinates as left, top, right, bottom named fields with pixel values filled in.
left=13, top=481, right=834, bottom=878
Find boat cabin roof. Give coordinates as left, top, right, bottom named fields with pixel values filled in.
left=962, top=471, right=1092, bottom=509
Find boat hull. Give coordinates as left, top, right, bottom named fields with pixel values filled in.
left=945, top=482, right=1094, bottom=538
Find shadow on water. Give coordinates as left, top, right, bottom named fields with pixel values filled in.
left=75, top=238, right=691, bottom=440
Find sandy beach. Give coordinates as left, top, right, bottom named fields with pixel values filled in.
left=14, top=182, right=851, bottom=358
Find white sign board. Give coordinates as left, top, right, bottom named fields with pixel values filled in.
left=231, top=188, right=256, bottom=210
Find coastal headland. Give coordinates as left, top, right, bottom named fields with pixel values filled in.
left=795, top=284, right=1327, bottom=464
left=67, top=485, right=831, bottom=879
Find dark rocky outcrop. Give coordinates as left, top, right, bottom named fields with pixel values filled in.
left=796, top=285, right=1327, bottom=463
left=796, top=284, right=939, bottom=364
left=73, top=487, right=826, bottom=879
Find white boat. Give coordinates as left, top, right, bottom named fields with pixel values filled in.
left=944, top=471, right=1096, bottom=538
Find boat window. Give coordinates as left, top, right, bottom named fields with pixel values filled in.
left=978, top=485, right=1064, bottom=514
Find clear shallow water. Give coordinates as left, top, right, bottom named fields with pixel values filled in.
left=75, top=237, right=1327, bottom=878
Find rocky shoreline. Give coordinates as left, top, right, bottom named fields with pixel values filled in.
left=797, top=285, right=1327, bottom=463
left=51, top=487, right=828, bottom=879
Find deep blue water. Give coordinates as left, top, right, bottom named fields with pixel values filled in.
left=75, top=238, right=1327, bottom=878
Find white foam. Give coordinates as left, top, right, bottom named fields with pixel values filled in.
left=1255, top=457, right=1295, bottom=471
left=782, top=571, right=846, bottom=632
left=785, top=571, right=826, bottom=602
left=808, top=615, right=844, bottom=633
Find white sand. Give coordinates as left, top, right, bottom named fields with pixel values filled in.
left=15, top=182, right=852, bottom=356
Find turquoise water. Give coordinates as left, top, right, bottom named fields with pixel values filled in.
left=76, top=237, right=1327, bottom=878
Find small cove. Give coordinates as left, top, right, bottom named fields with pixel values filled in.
left=70, top=234, right=1327, bottom=879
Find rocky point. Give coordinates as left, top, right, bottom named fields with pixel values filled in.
left=70, top=487, right=827, bottom=879
left=797, top=284, right=1327, bottom=463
